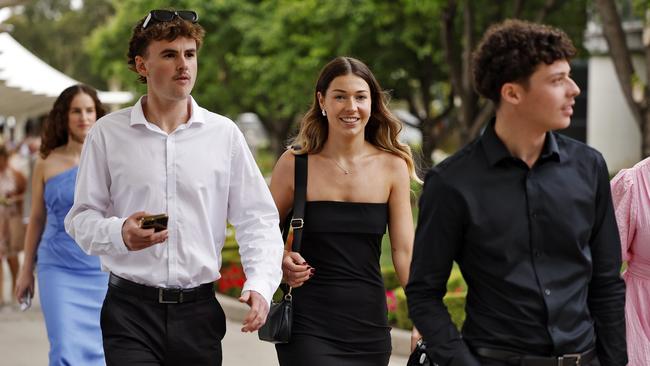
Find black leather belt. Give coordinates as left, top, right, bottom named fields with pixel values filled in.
left=475, top=347, right=596, bottom=366
left=109, top=273, right=215, bottom=304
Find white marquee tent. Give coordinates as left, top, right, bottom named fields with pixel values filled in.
left=0, top=32, right=132, bottom=120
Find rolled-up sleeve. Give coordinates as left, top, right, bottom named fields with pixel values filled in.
left=226, top=129, right=283, bottom=304
left=64, top=126, right=129, bottom=256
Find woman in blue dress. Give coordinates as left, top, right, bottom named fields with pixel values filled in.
left=15, top=84, right=108, bottom=365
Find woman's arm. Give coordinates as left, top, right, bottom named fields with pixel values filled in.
left=387, top=158, right=415, bottom=287
left=386, top=156, right=421, bottom=349
left=7, top=167, right=27, bottom=205
left=269, top=150, right=295, bottom=228
left=14, top=158, right=47, bottom=300
left=269, top=151, right=312, bottom=287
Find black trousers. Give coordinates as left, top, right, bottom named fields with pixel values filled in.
left=101, top=285, right=226, bottom=366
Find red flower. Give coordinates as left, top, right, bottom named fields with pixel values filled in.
left=385, top=289, right=397, bottom=312
left=218, top=263, right=247, bottom=295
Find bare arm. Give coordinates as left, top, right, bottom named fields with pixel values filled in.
left=387, top=157, right=421, bottom=350
left=269, top=151, right=311, bottom=287
left=387, top=158, right=414, bottom=288
left=9, top=168, right=27, bottom=203
left=269, top=150, right=295, bottom=227
left=14, top=158, right=47, bottom=300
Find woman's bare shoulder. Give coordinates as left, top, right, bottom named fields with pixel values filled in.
left=41, top=148, right=76, bottom=181
left=275, top=149, right=298, bottom=172
left=375, top=149, right=408, bottom=171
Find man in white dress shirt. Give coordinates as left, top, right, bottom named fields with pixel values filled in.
left=64, top=9, right=283, bottom=365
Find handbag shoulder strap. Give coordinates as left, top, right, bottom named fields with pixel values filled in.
left=290, top=154, right=307, bottom=252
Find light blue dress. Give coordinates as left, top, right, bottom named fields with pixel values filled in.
left=36, top=166, right=108, bottom=366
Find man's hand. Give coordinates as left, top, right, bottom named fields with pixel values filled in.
left=122, top=211, right=168, bottom=251
left=282, top=251, right=313, bottom=288
left=238, top=290, right=269, bottom=332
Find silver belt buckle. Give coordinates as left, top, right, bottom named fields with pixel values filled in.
left=558, top=353, right=581, bottom=366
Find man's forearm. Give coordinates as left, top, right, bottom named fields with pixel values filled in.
left=65, top=208, right=128, bottom=256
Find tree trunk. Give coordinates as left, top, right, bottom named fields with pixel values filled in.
left=420, top=121, right=437, bottom=172
left=442, top=0, right=462, bottom=101
left=643, top=107, right=650, bottom=157
left=459, top=0, right=476, bottom=144
left=535, top=0, right=560, bottom=23
left=593, top=0, right=644, bottom=125
left=469, top=102, right=495, bottom=140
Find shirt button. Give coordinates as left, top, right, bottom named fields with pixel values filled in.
left=530, top=210, right=537, bottom=218
left=544, top=289, right=551, bottom=296
left=534, top=250, right=541, bottom=257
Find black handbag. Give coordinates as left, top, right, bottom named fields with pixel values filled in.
left=258, top=154, right=308, bottom=344
left=407, top=339, right=432, bottom=366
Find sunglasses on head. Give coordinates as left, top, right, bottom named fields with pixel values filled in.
left=142, top=10, right=198, bottom=29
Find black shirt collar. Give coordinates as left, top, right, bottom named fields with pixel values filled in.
left=480, top=118, right=561, bottom=167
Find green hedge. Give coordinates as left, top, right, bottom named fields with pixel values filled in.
left=393, top=287, right=466, bottom=330
left=390, top=265, right=467, bottom=330
left=381, top=266, right=401, bottom=290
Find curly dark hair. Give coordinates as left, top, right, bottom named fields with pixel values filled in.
left=40, top=84, right=106, bottom=159
left=472, top=19, right=576, bottom=105
left=127, top=10, right=205, bottom=84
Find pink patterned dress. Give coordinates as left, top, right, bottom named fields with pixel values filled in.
left=611, top=157, right=650, bottom=366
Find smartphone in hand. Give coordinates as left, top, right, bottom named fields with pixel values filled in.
left=139, top=214, right=169, bottom=232
left=20, top=291, right=32, bottom=312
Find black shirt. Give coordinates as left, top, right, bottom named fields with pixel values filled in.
left=406, top=121, right=627, bottom=366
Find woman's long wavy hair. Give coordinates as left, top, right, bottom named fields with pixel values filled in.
left=40, top=84, right=106, bottom=159
left=292, top=56, right=420, bottom=182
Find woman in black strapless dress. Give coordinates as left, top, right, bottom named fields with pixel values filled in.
left=270, top=56, right=421, bottom=366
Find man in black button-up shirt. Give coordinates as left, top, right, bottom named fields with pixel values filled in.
left=406, top=20, right=626, bottom=366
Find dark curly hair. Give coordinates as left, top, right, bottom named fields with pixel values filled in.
left=472, top=19, right=576, bottom=105
left=40, top=84, right=106, bottom=159
left=127, top=10, right=205, bottom=84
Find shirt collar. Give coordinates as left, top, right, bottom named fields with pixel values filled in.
left=481, top=118, right=561, bottom=166
left=129, top=95, right=206, bottom=127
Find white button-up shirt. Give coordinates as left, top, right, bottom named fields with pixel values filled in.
left=65, top=96, right=283, bottom=303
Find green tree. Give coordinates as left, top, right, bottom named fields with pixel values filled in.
left=86, top=0, right=588, bottom=166
left=6, top=0, right=115, bottom=89
left=350, top=0, right=451, bottom=169
left=436, top=0, right=587, bottom=162
left=88, top=0, right=377, bottom=157
left=225, top=0, right=378, bottom=156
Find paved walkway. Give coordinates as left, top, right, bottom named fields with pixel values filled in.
left=0, top=263, right=409, bottom=365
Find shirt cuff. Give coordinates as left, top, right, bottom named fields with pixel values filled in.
left=242, top=278, right=274, bottom=305
left=109, top=217, right=130, bottom=254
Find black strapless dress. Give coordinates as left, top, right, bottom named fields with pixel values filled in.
left=275, top=201, right=391, bottom=366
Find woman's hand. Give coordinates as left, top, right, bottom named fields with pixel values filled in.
left=15, top=267, right=35, bottom=303
left=282, top=251, right=313, bottom=288
left=411, top=326, right=422, bottom=352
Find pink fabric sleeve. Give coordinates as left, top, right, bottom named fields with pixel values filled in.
left=611, top=169, right=637, bottom=262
